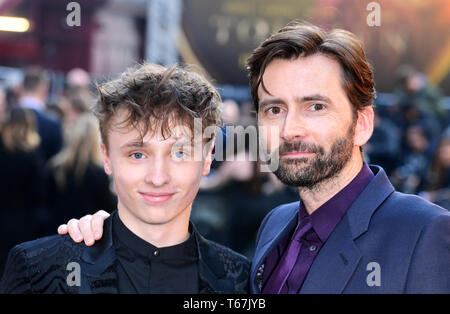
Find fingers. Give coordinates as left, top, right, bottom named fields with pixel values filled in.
left=92, top=210, right=110, bottom=240
left=57, top=224, right=68, bottom=235
left=79, top=215, right=95, bottom=246
left=67, top=219, right=83, bottom=243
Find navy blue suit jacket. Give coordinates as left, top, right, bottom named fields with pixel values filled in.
left=251, top=165, right=450, bottom=293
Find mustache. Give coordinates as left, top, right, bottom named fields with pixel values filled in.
left=277, top=141, right=324, bottom=155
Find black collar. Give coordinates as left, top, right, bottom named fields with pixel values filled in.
left=80, top=210, right=235, bottom=293
left=112, top=212, right=197, bottom=262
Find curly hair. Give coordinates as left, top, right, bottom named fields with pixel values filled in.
left=93, top=63, right=222, bottom=149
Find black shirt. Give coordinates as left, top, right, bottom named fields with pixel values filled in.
left=113, top=213, right=199, bottom=293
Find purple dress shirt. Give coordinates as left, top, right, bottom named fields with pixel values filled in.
left=262, top=163, right=374, bottom=294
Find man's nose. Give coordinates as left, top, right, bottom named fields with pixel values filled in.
left=144, top=156, right=170, bottom=187
left=281, top=111, right=308, bottom=141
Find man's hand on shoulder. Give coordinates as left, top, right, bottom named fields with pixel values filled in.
left=57, top=210, right=110, bottom=246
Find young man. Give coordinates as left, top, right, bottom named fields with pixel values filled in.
left=0, top=63, right=250, bottom=294
left=60, top=22, right=450, bottom=294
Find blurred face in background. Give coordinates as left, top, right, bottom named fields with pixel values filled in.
left=257, top=54, right=371, bottom=188
left=406, top=125, right=429, bottom=153
left=101, top=108, right=213, bottom=230
left=438, top=139, right=450, bottom=168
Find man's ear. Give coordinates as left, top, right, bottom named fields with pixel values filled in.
left=202, top=140, right=215, bottom=176
left=354, top=106, right=374, bottom=147
left=101, top=143, right=112, bottom=175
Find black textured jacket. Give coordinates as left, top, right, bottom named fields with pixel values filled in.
left=0, top=211, right=250, bottom=294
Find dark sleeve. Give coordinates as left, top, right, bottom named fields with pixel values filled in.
left=0, top=245, right=32, bottom=294
left=26, top=151, right=46, bottom=209
left=405, top=213, right=450, bottom=293
left=48, top=120, right=63, bottom=160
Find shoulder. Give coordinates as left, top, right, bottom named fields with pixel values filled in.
left=13, top=234, right=83, bottom=259
left=34, top=110, right=60, bottom=125
left=380, top=191, right=449, bottom=226
left=381, top=194, right=450, bottom=292
left=0, top=234, right=85, bottom=293
left=366, top=191, right=450, bottom=253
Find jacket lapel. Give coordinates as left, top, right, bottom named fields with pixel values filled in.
left=251, top=203, right=299, bottom=293
left=300, top=165, right=395, bottom=293
left=300, top=217, right=362, bottom=293
left=194, top=226, right=235, bottom=293
left=80, top=212, right=118, bottom=294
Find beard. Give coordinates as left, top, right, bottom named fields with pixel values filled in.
left=271, top=122, right=356, bottom=189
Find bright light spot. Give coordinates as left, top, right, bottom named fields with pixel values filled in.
left=0, top=16, right=30, bottom=32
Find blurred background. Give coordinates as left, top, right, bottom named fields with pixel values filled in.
left=0, top=0, right=449, bottom=276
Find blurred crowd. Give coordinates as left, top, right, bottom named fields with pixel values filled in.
left=0, top=64, right=449, bottom=278
left=0, top=67, right=117, bottom=276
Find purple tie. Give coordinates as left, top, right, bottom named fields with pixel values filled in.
left=262, top=217, right=312, bottom=294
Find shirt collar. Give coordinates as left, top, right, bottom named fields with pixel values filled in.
left=112, top=212, right=197, bottom=262
left=299, top=162, right=374, bottom=242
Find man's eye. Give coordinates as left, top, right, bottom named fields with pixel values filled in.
left=131, top=152, right=145, bottom=159
left=266, top=106, right=283, bottom=115
left=310, top=103, right=326, bottom=111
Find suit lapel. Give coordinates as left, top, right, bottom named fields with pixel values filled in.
left=300, top=217, right=362, bottom=293
left=251, top=204, right=298, bottom=293
left=80, top=212, right=118, bottom=294
left=195, top=230, right=235, bottom=294
left=300, top=165, right=395, bottom=293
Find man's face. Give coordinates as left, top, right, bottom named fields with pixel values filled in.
left=257, top=54, right=364, bottom=188
left=102, top=108, right=213, bottom=227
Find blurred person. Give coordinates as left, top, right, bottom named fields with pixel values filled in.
left=422, top=134, right=450, bottom=209
left=0, top=107, right=45, bottom=278
left=364, top=110, right=401, bottom=175
left=399, top=103, right=441, bottom=147
left=65, top=68, right=94, bottom=117
left=391, top=125, right=432, bottom=194
left=239, top=100, right=257, bottom=127
left=66, top=68, right=90, bottom=90
left=59, top=91, right=90, bottom=128
left=44, top=113, right=117, bottom=230
left=395, top=65, right=446, bottom=121
left=0, top=63, right=249, bottom=294
left=19, top=66, right=63, bottom=162
left=0, top=88, right=6, bottom=119
left=209, top=98, right=239, bottom=171
left=222, top=99, right=240, bottom=126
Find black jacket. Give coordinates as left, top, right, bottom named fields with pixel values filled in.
left=0, top=211, right=250, bottom=294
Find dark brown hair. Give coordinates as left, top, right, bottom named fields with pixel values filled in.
left=247, top=21, right=376, bottom=113
left=93, top=63, right=222, bottom=149
left=0, top=107, right=40, bottom=152
left=22, top=66, right=49, bottom=92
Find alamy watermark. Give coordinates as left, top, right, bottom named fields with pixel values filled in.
left=66, top=2, right=81, bottom=27
left=66, top=262, right=81, bottom=287
left=169, top=118, right=280, bottom=172
left=366, top=262, right=381, bottom=287
left=366, top=2, right=381, bottom=27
